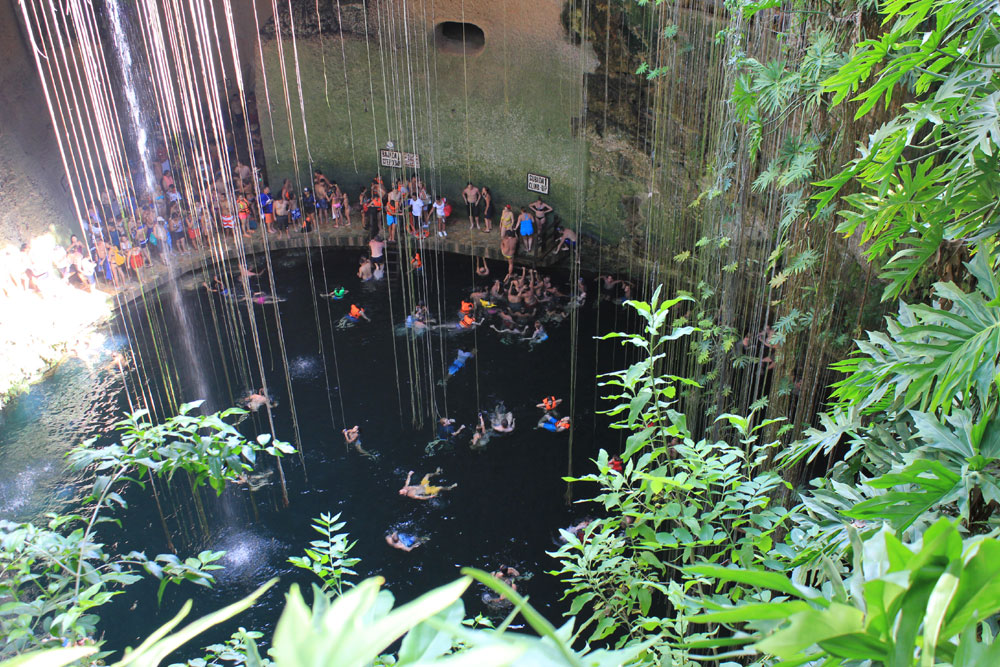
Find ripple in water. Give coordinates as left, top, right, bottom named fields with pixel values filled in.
left=288, top=355, right=322, bottom=380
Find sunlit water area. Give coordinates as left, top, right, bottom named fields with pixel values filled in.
left=0, top=247, right=638, bottom=652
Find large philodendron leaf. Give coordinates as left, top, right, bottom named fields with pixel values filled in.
left=845, top=459, right=961, bottom=531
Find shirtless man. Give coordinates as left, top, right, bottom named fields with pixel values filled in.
left=462, top=182, right=481, bottom=230
left=369, top=235, right=385, bottom=268
left=399, top=468, right=457, bottom=499
left=500, top=231, right=518, bottom=278
left=343, top=424, right=375, bottom=459
left=358, top=256, right=374, bottom=281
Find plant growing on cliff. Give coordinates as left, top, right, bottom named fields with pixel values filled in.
left=815, top=0, right=1000, bottom=300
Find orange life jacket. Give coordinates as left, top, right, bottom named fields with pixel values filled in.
left=350, top=304, right=363, bottom=318
left=411, top=253, right=422, bottom=269
left=542, top=396, right=558, bottom=411
left=460, top=314, right=476, bottom=328
left=371, top=196, right=383, bottom=209
left=386, top=200, right=398, bottom=215
left=460, top=300, right=474, bottom=314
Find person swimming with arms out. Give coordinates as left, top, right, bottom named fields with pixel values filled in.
left=342, top=424, right=375, bottom=460
left=398, top=467, right=457, bottom=500
left=536, top=395, right=563, bottom=415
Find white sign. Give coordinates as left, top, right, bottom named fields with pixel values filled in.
left=379, top=149, right=421, bottom=169
left=379, top=149, right=402, bottom=168
left=527, top=172, right=550, bottom=194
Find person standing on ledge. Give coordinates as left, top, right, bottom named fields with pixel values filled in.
left=517, top=207, right=535, bottom=252
left=529, top=197, right=553, bottom=244
left=462, top=182, right=481, bottom=231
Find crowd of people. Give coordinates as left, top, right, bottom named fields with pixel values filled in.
left=3, top=153, right=580, bottom=301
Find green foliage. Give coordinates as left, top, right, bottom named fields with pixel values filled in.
left=287, top=512, right=359, bottom=597
left=550, top=293, right=792, bottom=662
left=687, top=519, right=1000, bottom=665
left=0, top=406, right=290, bottom=660
left=69, top=401, right=295, bottom=497
left=815, top=0, right=1000, bottom=299
left=831, top=252, right=1000, bottom=415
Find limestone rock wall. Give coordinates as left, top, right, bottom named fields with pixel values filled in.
left=0, top=0, right=78, bottom=246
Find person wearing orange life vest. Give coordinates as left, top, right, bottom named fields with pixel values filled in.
left=410, top=252, right=423, bottom=271
left=456, top=312, right=483, bottom=330
left=460, top=299, right=475, bottom=316
left=337, top=304, right=370, bottom=329
left=536, top=396, right=563, bottom=414
left=537, top=414, right=570, bottom=432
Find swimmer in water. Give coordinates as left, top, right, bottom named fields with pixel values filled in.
left=386, top=531, right=422, bottom=551
left=399, top=468, right=457, bottom=500
left=490, top=402, right=515, bottom=434
left=337, top=304, right=371, bottom=328
left=444, top=348, right=475, bottom=380
left=536, top=414, right=570, bottom=432
left=244, top=291, right=285, bottom=305
left=523, top=320, right=548, bottom=348
left=476, top=256, right=490, bottom=277
left=436, top=417, right=466, bottom=441
left=536, top=395, right=563, bottom=414
left=321, top=287, right=348, bottom=299
left=244, top=388, right=276, bottom=412
left=470, top=413, right=492, bottom=451
left=342, top=424, right=375, bottom=460
left=358, top=256, right=374, bottom=281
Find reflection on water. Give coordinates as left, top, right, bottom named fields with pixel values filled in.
left=0, top=335, right=128, bottom=520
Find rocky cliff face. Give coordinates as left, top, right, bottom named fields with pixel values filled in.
left=0, top=0, right=77, bottom=246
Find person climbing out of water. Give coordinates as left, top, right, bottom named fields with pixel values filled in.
left=536, top=395, right=563, bottom=415
left=386, top=531, right=422, bottom=551
left=537, top=414, right=570, bottom=432
left=321, top=287, right=348, bottom=299
left=476, top=257, right=490, bottom=277
left=244, top=387, right=276, bottom=411
left=410, top=252, right=423, bottom=272
left=490, top=402, right=515, bottom=434
left=342, top=424, right=375, bottom=460
left=436, top=417, right=466, bottom=441
left=399, top=467, right=457, bottom=499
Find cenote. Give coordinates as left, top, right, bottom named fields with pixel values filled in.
left=6, top=0, right=1000, bottom=662
left=1, top=247, right=636, bottom=655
